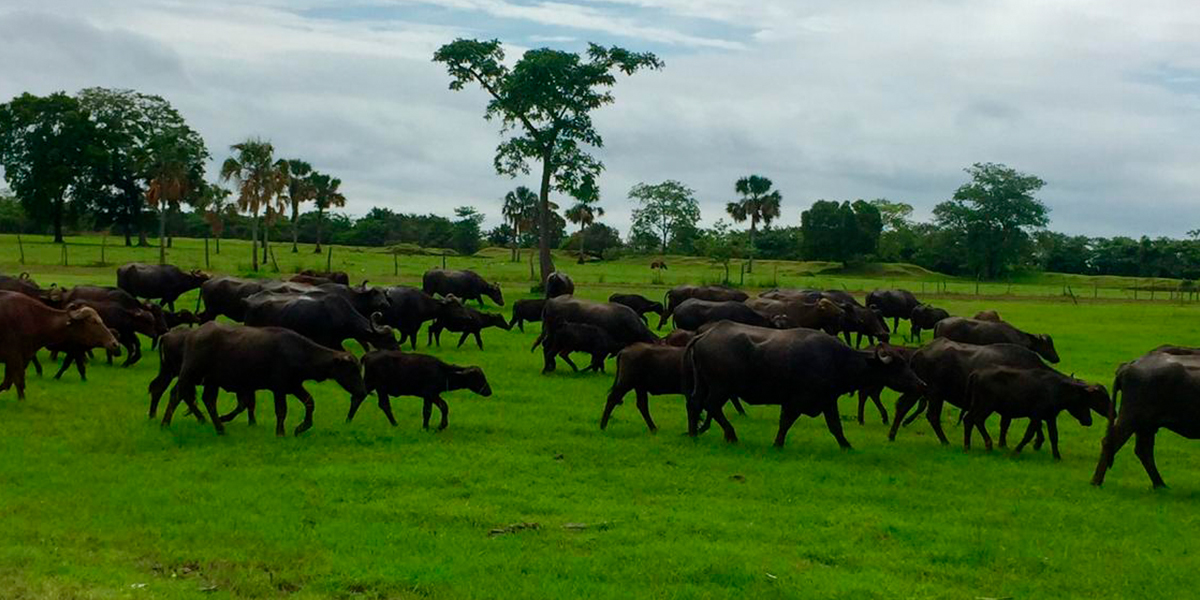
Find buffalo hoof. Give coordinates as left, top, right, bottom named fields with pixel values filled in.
left=294, top=421, right=313, bottom=436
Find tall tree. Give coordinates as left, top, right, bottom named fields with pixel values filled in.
left=726, top=175, right=782, bottom=273
left=145, top=142, right=199, bottom=264
left=628, top=180, right=701, bottom=256
left=933, top=162, right=1048, bottom=279
left=311, top=172, right=345, bottom=254
left=565, top=185, right=604, bottom=263
left=220, top=139, right=276, bottom=271
left=194, top=182, right=237, bottom=254
left=284, top=159, right=314, bottom=253
left=452, top=206, right=485, bottom=255
left=433, top=39, right=663, bottom=285
left=0, top=92, right=100, bottom=243
left=261, top=159, right=290, bottom=265
left=501, top=185, right=537, bottom=261
left=75, top=88, right=207, bottom=247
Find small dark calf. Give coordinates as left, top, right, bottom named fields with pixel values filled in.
left=428, top=304, right=511, bottom=349
left=509, top=299, right=546, bottom=333
left=608, top=293, right=664, bottom=323
left=909, top=304, right=950, bottom=342
left=352, top=350, right=492, bottom=429
left=540, top=323, right=623, bottom=373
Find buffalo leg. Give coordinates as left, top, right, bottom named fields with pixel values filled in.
left=272, top=391, right=288, bottom=436
left=201, top=385, right=225, bottom=435
left=220, top=393, right=249, bottom=423
left=774, top=404, right=802, bottom=448
left=888, top=393, right=922, bottom=441
left=634, top=390, right=657, bottom=433
left=867, top=389, right=888, bottom=424
left=346, top=393, right=365, bottom=423
left=1046, top=418, right=1062, bottom=460
left=293, top=388, right=315, bottom=436
left=30, top=355, right=43, bottom=377
left=559, top=352, right=580, bottom=372
left=599, top=385, right=627, bottom=430
left=1133, top=430, right=1166, bottom=488
left=241, top=391, right=257, bottom=425
left=709, top=402, right=738, bottom=443
left=823, top=403, right=853, bottom=449
left=473, top=331, right=483, bottom=350
left=731, top=398, right=746, bottom=416
left=925, top=399, right=950, bottom=445
left=377, top=392, right=398, bottom=426
left=515, top=320, right=524, bottom=333
left=541, top=345, right=557, bottom=374
left=999, top=417, right=1011, bottom=448
left=52, top=352, right=76, bottom=380
left=1091, top=421, right=1135, bottom=486
left=148, top=375, right=171, bottom=418
left=432, top=395, right=449, bottom=430
left=1012, top=421, right=1039, bottom=454
left=422, top=398, right=434, bottom=429
left=456, top=331, right=469, bottom=348
left=857, top=390, right=869, bottom=425
left=160, top=384, right=188, bottom=426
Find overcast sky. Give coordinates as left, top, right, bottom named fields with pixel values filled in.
left=1, top=0, right=1198, bottom=237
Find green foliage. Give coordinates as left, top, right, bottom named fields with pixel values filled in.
left=562, top=222, right=622, bottom=259
left=452, top=206, right=485, bottom=255
left=726, top=175, right=781, bottom=272
left=934, top=162, right=1049, bottom=279
left=433, top=38, right=662, bottom=282
left=869, top=198, right=914, bottom=232
left=0, top=191, right=28, bottom=233
left=800, top=200, right=882, bottom=262
left=628, top=180, right=701, bottom=255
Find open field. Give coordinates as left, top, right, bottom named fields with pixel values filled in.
left=2, top=236, right=1200, bottom=599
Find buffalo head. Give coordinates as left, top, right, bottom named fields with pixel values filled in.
left=329, top=352, right=368, bottom=400
left=369, top=312, right=399, bottom=349
left=871, top=345, right=926, bottom=395
left=65, top=304, right=121, bottom=353
left=1033, top=334, right=1060, bottom=364
left=456, top=365, right=492, bottom=397
left=486, top=283, right=504, bottom=306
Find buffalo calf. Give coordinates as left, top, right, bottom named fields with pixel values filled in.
left=352, top=350, right=492, bottom=429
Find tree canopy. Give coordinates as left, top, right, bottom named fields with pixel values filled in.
left=726, top=174, right=781, bottom=272
left=628, top=180, right=700, bottom=256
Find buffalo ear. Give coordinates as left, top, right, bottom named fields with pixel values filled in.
left=874, top=347, right=894, bottom=365
left=67, top=306, right=90, bottom=321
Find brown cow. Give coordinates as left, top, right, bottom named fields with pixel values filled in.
left=0, top=291, right=119, bottom=399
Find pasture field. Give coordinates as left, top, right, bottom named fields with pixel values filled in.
left=2, top=236, right=1200, bottom=599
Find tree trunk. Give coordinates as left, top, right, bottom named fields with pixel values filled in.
left=138, top=220, right=149, bottom=247
left=52, top=197, right=64, bottom=243
left=158, top=206, right=167, bottom=265
left=747, top=221, right=756, bottom=273
left=577, top=224, right=586, bottom=264
left=123, top=222, right=132, bottom=247
left=251, top=212, right=260, bottom=272
left=313, top=209, right=323, bottom=254
left=215, top=232, right=221, bottom=255
left=536, top=153, right=556, bottom=285
left=291, top=201, right=299, bottom=253
left=262, top=209, right=270, bottom=264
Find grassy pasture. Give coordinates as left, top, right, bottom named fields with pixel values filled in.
left=2, top=236, right=1200, bottom=599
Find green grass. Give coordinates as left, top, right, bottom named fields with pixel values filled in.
left=2, top=236, right=1200, bottom=599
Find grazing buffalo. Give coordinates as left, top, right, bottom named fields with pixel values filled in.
left=659, top=285, right=748, bottom=330
left=866, top=289, right=920, bottom=333
left=381, top=286, right=453, bottom=349
left=427, top=303, right=510, bottom=349
left=962, top=366, right=1109, bottom=459
left=887, top=339, right=1050, bottom=444
left=146, top=328, right=205, bottom=423
left=0, top=291, right=119, bottom=399
left=197, top=277, right=315, bottom=322
left=509, top=298, right=546, bottom=333
left=422, top=269, right=503, bottom=306
left=545, top=271, right=575, bottom=298
left=853, top=344, right=919, bottom=425
left=117, top=263, right=209, bottom=311
left=934, top=317, right=1059, bottom=364
left=744, top=296, right=844, bottom=332
left=164, top=322, right=367, bottom=436
left=663, top=329, right=695, bottom=347
left=539, top=297, right=657, bottom=373
left=350, top=350, right=491, bottom=429
left=538, top=323, right=622, bottom=372
left=289, top=270, right=350, bottom=285
left=608, top=293, right=664, bottom=323
left=672, top=298, right=777, bottom=331
left=684, top=322, right=925, bottom=448
left=909, top=304, right=950, bottom=342
left=1092, top=347, right=1200, bottom=489
left=973, top=310, right=1002, bottom=322
left=244, top=292, right=397, bottom=352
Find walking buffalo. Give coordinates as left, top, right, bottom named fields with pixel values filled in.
left=762, top=289, right=889, bottom=346
left=146, top=328, right=205, bottom=423
left=608, top=293, right=664, bottom=323
left=684, top=322, right=925, bottom=448
left=1092, top=347, right=1200, bottom=489
left=744, top=296, right=844, bottom=332
left=427, top=303, right=510, bottom=350
left=659, top=285, right=748, bottom=330
left=350, top=350, right=491, bottom=429
left=117, top=263, right=209, bottom=311
left=545, top=271, right=574, bottom=298
left=422, top=269, right=503, bottom=306
left=539, top=297, right=657, bottom=372
left=0, top=291, right=119, bottom=399
left=962, top=366, right=1109, bottom=459
left=243, top=292, right=397, bottom=352
left=599, top=343, right=743, bottom=433
left=853, top=344, right=919, bottom=425
left=909, top=304, right=950, bottom=342
left=671, top=298, right=778, bottom=331
left=48, top=298, right=162, bottom=368
left=887, top=339, right=1050, bottom=444
left=0, top=272, right=48, bottom=301
left=197, top=277, right=314, bottom=322
left=866, top=289, right=920, bottom=333
left=934, top=317, right=1059, bottom=363
left=509, top=298, right=546, bottom=333
left=381, top=286, right=453, bottom=349
left=164, top=322, right=367, bottom=436
left=538, top=323, right=623, bottom=372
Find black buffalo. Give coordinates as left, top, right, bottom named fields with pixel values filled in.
left=909, top=304, right=950, bottom=342
left=146, top=327, right=205, bottom=423
left=853, top=344, right=919, bottom=425
left=671, top=298, right=777, bottom=331
left=608, top=293, right=664, bottom=323
left=422, top=269, right=503, bottom=306
left=659, top=285, right=749, bottom=330
left=538, top=322, right=622, bottom=373
left=761, top=289, right=889, bottom=346
left=887, top=339, right=1050, bottom=444
left=1092, top=346, right=1200, bottom=489
left=163, top=322, right=367, bottom=436
left=962, top=366, right=1109, bottom=459
left=934, top=317, right=1060, bottom=364
left=243, top=292, right=396, bottom=352
left=427, top=303, right=510, bottom=349
left=314, top=282, right=390, bottom=319
left=866, top=289, right=920, bottom=333
left=197, top=277, right=316, bottom=322
left=599, top=343, right=744, bottom=433
left=684, top=322, right=925, bottom=448
left=351, top=350, right=491, bottom=429
left=117, top=263, right=209, bottom=311
left=289, top=270, right=350, bottom=285
left=744, top=296, right=844, bottom=332
left=509, top=298, right=546, bottom=333
left=539, top=296, right=658, bottom=373
left=381, top=286, right=454, bottom=349
left=546, top=271, right=575, bottom=298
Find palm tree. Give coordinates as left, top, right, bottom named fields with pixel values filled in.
left=145, top=157, right=191, bottom=266
left=311, top=172, right=345, bottom=254
left=284, top=159, right=314, bottom=253
left=502, top=186, right=537, bottom=262
left=260, top=158, right=290, bottom=266
left=198, top=183, right=237, bottom=254
left=726, top=174, right=782, bottom=273
left=220, top=138, right=276, bottom=271
left=566, top=194, right=604, bottom=264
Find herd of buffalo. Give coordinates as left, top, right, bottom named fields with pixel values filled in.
left=0, top=264, right=1197, bottom=490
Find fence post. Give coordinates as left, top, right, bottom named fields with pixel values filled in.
left=326, top=246, right=333, bottom=272
left=393, top=250, right=398, bottom=276
left=17, top=234, right=24, bottom=265
left=204, top=236, right=210, bottom=269
left=100, top=235, right=106, bottom=266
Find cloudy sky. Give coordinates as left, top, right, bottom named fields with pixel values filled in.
left=1, top=0, right=1198, bottom=237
